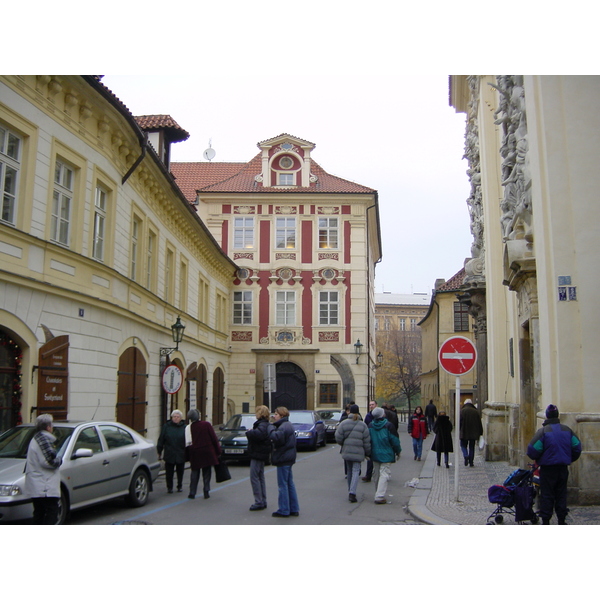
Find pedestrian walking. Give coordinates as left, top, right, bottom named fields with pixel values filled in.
left=425, top=400, right=437, bottom=433
left=408, top=406, right=428, bottom=461
left=185, top=409, right=221, bottom=499
left=368, top=407, right=401, bottom=504
left=459, top=400, right=483, bottom=467
left=269, top=406, right=300, bottom=518
left=245, top=405, right=273, bottom=511
left=527, top=404, right=582, bottom=524
left=157, top=409, right=186, bottom=493
left=335, top=404, right=371, bottom=503
left=362, top=400, right=378, bottom=482
left=24, top=413, right=62, bottom=525
left=431, top=411, right=453, bottom=468
left=382, top=403, right=399, bottom=435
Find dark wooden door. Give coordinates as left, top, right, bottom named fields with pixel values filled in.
left=117, top=347, right=147, bottom=433
left=211, top=367, right=224, bottom=424
left=267, top=362, right=307, bottom=411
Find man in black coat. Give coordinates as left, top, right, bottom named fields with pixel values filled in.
left=425, top=400, right=438, bottom=433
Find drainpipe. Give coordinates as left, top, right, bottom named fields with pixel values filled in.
left=122, top=132, right=148, bottom=185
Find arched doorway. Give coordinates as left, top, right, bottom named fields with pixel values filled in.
left=267, top=362, right=307, bottom=411
left=117, top=347, right=148, bottom=433
left=0, top=330, right=23, bottom=432
left=185, top=362, right=207, bottom=419
left=211, top=367, right=224, bottom=424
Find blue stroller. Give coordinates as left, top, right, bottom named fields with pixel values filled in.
left=486, top=466, right=539, bottom=525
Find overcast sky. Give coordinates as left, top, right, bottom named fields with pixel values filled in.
left=102, top=74, right=471, bottom=295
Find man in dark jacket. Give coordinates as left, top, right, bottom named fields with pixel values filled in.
left=269, top=406, right=299, bottom=517
left=459, top=400, right=483, bottom=467
left=425, top=400, right=438, bottom=433
left=527, top=404, right=582, bottom=524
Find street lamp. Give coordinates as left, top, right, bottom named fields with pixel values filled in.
left=377, top=351, right=383, bottom=367
left=160, top=317, right=185, bottom=356
left=354, top=338, right=363, bottom=364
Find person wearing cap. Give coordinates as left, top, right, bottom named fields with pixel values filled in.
left=335, top=404, right=371, bottom=503
left=527, top=404, right=582, bottom=524
left=368, top=407, right=401, bottom=504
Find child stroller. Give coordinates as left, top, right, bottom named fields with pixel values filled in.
left=486, top=466, right=539, bottom=525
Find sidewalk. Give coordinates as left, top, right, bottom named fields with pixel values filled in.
left=408, top=445, right=600, bottom=525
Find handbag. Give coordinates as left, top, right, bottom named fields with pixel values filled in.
left=214, top=456, right=231, bottom=483
left=478, top=435, right=485, bottom=450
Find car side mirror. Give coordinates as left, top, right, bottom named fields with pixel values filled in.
left=72, top=448, right=94, bottom=459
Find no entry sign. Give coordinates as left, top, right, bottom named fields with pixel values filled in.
left=438, top=336, right=477, bottom=375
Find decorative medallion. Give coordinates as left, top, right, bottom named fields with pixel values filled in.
left=231, top=331, right=252, bottom=342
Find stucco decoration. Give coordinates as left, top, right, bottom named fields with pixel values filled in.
left=493, top=76, right=533, bottom=245
left=463, top=75, right=485, bottom=286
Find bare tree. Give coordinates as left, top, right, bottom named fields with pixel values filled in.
left=376, top=328, right=422, bottom=413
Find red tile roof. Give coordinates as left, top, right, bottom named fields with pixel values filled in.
left=435, top=268, right=466, bottom=292
left=171, top=153, right=376, bottom=203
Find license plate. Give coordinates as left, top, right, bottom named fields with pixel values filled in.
left=224, top=449, right=244, bottom=454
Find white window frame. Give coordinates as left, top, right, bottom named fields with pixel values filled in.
left=319, top=291, right=339, bottom=325
left=131, top=216, right=142, bottom=281
left=276, top=290, right=296, bottom=325
left=51, top=160, right=73, bottom=247
left=233, top=290, right=253, bottom=325
left=275, top=217, right=296, bottom=249
left=278, top=172, right=294, bottom=186
left=0, top=124, right=21, bottom=226
left=92, top=184, right=107, bottom=261
left=233, top=216, right=254, bottom=249
left=318, top=217, right=338, bottom=249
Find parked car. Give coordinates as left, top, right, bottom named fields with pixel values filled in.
left=0, top=420, right=160, bottom=524
left=316, top=409, right=344, bottom=442
left=289, top=410, right=326, bottom=451
left=216, top=414, right=256, bottom=462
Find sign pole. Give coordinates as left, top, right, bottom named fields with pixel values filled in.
left=454, top=374, right=461, bottom=502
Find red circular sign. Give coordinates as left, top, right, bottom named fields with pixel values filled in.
left=438, top=336, right=477, bottom=375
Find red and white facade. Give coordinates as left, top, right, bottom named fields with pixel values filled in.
left=172, top=134, right=382, bottom=416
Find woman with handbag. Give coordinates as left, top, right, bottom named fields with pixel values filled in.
left=431, top=411, right=453, bottom=468
left=185, top=409, right=221, bottom=499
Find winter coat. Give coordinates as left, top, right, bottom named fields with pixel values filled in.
left=527, top=418, right=582, bottom=466
left=459, top=403, right=483, bottom=441
left=335, top=417, right=371, bottom=462
left=425, top=402, right=437, bottom=419
left=24, top=430, right=62, bottom=498
left=270, top=417, right=297, bottom=466
left=431, top=414, right=453, bottom=453
left=408, top=413, right=427, bottom=440
left=157, top=419, right=186, bottom=464
left=369, top=418, right=401, bottom=463
left=246, top=417, right=274, bottom=462
left=185, top=420, right=221, bottom=470
left=384, top=408, right=399, bottom=434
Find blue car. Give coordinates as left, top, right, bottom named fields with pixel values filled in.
left=289, top=411, right=326, bottom=451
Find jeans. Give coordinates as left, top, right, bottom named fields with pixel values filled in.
left=165, top=462, right=185, bottom=491
left=372, top=462, right=391, bottom=500
left=250, top=459, right=267, bottom=507
left=276, top=465, right=300, bottom=515
left=460, top=439, right=476, bottom=465
left=189, top=466, right=212, bottom=497
left=412, top=437, right=424, bottom=459
left=345, top=461, right=361, bottom=495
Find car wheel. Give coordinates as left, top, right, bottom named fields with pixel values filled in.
left=320, top=432, right=327, bottom=447
left=57, top=487, right=69, bottom=525
left=127, top=469, right=150, bottom=507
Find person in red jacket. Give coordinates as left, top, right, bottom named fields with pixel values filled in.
left=408, top=406, right=428, bottom=461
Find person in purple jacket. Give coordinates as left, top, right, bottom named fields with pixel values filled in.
left=527, top=404, right=582, bottom=524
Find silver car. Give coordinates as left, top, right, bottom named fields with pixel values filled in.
left=0, top=420, right=160, bottom=524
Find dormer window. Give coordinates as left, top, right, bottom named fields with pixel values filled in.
left=279, top=173, right=294, bottom=186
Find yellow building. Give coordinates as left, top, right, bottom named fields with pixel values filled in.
left=450, top=75, right=600, bottom=503
left=419, top=268, right=476, bottom=424
left=0, top=75, right=236, bottom=439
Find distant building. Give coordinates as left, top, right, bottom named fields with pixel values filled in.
left=171, top=134, right=382, bottom=417
left=419, top=269, right=476, bottom=421
left=375, top=292, right=430, bottom=333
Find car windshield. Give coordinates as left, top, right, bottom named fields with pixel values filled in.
left=223, top=415, right=256, bottom=430
left=0, top=426, right=74, bottom=459
left=289, top=412, right=315, bottom=425
left=317, top=411, right=342, bottom=421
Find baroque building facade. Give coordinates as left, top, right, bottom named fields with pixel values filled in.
left=171, top=134, right=381, bottom=418
left=450, top=75, right=600, bottom=503
left=0, top=75, right=237, bottom=441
